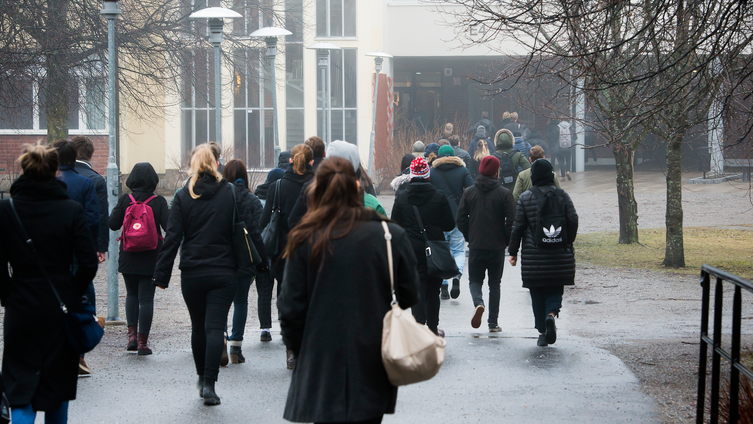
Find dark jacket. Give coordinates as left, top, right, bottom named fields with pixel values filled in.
left=456, top=175, right=515, bottom=250
left=429, top=156, right=474, bottom=217
left=311, top=156, right=325, bottom=171
left=0, top=176, right=97, bottom=411
left=57, top=165, right=99, bottom=243
left=232, top=179, right=268, bottom=271
left=453, top=145, right=472, bottom=168
left=260, top=166, right=314, bottom=252
left=153, top=174, right=241, bottom=287
left=108, top=163, right=169, bottom=276
left=504, top=121, right=531, bottom=139
left=508, top=185, right=579, bottom=287
left=389, top=169, right=411, bottom=199
left=278, top=216, right=419, bottom=423
left=467, top=137, right=496, bottom=159
left=391, top=180, right=456, bottom=268
left=527, top=133, right=549, bottom=155
left=467, top=118, right=496, bottom=137
left=545, top=120, right=561, bottom=155
left=75, top=160, right=109, bottom=252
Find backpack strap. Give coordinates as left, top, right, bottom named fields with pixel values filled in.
left=434, top=169, right=461, bottom=205
left=129, top=194, right=136, bottom=204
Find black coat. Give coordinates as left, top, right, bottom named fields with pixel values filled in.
left=153, top=174, right=241, bottom=287
left=545, top=121, right=561, bottom=155
left=391, top=180, right=456, bottom=268
left=75, top=160, right=109, bottom=252
left=278, top=216, right=419, bottom=423
left=232, top=179, right=268, bottom=270
left=429, top=156, right=474, bottom=217
left=0, top=176, right=97, bottom=411
left=108, top=163, right=169, bottom=276
left=508, top=185, right=579, bottom=287
left=260, top=166, right=314, bottom=254
left=456, top=175, right=516, bottom=251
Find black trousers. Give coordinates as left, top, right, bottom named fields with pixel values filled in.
left=181, top=275, right=236, bottom=381
left=554, top=151, right=570, bottom=177
left=123, top=274, right=156, bottom=335
left=255, top=269, right=274, bottom=329
left=411, top=265, right=443, bottom=334
left=467, top=249, right=505, bottom=326
left=528, top=286, right=564, bottom=333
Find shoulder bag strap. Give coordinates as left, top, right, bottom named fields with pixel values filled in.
left=8, top=200, right=68, bottom=313
left=411, top=205, right=429, bottom=243
left=273, top=179, right=282, bottom=212
left=381, top=221, right=397, bottom=305
left=434, top=169, right=461, bottom=202
left=228, top=183, right=240, bottom=227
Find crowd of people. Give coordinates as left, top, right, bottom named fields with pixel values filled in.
left=0, top=111, right=578, bottom=422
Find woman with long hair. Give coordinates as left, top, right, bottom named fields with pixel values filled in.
left=469, top=139, right=491, bottom=178
left=278, top=157, right=419, bottom=424
left=153, top=143, right=246, bottom=406
left=222, top=160, right=271, bottom=360
left=0, top=143, right=98, bottom=423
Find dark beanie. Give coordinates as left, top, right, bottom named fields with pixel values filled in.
left=425, top=143, right=440, bottom=157
left=531, top=159, right=555, bottom=186
left=478, top=155, right=500, bottom=177
left=266, top=167, right=285, bottom=183
left=401, top=154, right=416, bottom=171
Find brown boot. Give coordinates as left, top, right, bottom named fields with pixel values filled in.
left=286, top=349, right=296, bottom=370
left=137, top=333, right=152, bottom=356
left=127, top=325, right=138, bottom=351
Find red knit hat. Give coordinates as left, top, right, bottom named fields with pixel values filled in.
left=478, top=155, right=500, bottom=177
left=410, top=157, right=430, bottom=179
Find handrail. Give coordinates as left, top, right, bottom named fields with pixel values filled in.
left=697, top=265, right=753, bottom=424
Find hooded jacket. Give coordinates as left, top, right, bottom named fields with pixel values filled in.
left=456, top=175, right=516, bottom=250
left=546, top=120, right=561, bottom=154
left=57, top=165, right=100, bottom=243
left=429, top=155, right=474, bottom=217
left=391, top=180, right=456, bottom=268
left=153, top=173, right=241, bottom=287
left=109, top=163, right=169, bottom=276
left=493, top=128, right=530, bottom=189
left=390, top=169, right=411, bottom=199
left=75, top=160, right=109, bottom=252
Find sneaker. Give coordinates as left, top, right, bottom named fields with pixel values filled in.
left=260, top=330, right=272, bottom=342
left=440, top=285, right=450, bottom=300
left=545, top=315, right=557, bottom=344
left=489, top=324, right=502, bottom=333
left=450, top=278, right=460, bottom=299
left=537, top=334, right=548, bottom=346
left=78, top=357, right=91, bottom=376
left=471, top=305, right=485, bottom=329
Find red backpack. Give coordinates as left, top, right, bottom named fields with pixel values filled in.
left=118, top=195, right=160, bottom=252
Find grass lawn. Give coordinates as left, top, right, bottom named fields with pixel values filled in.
left=575, top=226, right=753, bottom=280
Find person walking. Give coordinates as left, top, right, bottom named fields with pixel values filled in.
left=389, top=153, right=415, bottom=198
left=305, top=136, right=326, bottom=171
left=108, top=162, right=168, bottom=355
left=508, top=159, right=579, bottom=347
left=411, top=140, right=425, bottom=158
left=503, top=112, right=531, bottom=140
left=430, top=145, right=474, bottom=300
left=449, top=135, right=472, bottom=168
left=222, top=160, right=270, bottom=359
left=493, top=128, right=530, bottom=192
left=254, top=168, right=285, bottom=207
left=456, top=156, right=516, bottom=333
left=468, top=139, right=491, bottom=178
left=512, top=145, right=561, bottom=203
left=71, top=136, right=108, bottom=266
left=391, top=157, right=455, bottom=336
left=468, top=126, right=496, bottom=158
left=153, top=143, right=246, bottom=406
left=0, top=143, right=98, bottom=423
left=279, top=157, right=419, bottom=424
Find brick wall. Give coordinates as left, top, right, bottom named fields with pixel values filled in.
left=0, top=135, right=110, bottom=175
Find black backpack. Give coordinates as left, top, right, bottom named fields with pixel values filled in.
left=494, top=151, right=520, bottom=188
left=531, top=187, right=569, bottom=249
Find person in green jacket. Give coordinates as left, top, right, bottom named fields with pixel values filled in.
left=493, top=128, right=530, bottom=191
left=512, top=145, right=561, bottom=203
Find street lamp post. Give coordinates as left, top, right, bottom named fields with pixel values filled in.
left=366, top=51, right=392, bottom=178
left=307, top=43, right=341, bottom=145
left=101, top=0, right=121, bottom=323
left=250, top=27, right=291, bottom=165
left=189, top=7, right=243, bottom=145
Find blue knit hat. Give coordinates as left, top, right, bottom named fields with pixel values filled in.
left=424, top=143, right=440, bottom=157
left=266, top=168, right=285, bottom=183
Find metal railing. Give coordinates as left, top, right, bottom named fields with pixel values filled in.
left=697, top=265, right=753, bottom=423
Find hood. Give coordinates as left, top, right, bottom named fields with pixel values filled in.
left=400, top=154, right=416, bottom=172
left=278, top=151, right=291, bottom=169
left=494, top=128, right=515, bottom=149
left=185, top=173, right=225, bottom=199
left=126, top=162, right=159, bottom=193
left=474, top=175, right=500, bottom=192
left=390, top=173, right=412, bottom=192
left=10, top=174, right=70, bottom=201
left=432, top=155, right=465, bottom=169
left=283, top=164, right=314, bottom=184
left=558, top=121, right=571, bottom=130
left=326, top=140, right=361, bottom=173
left=531, top=159, right=555, bottom=186
left=406, top=180, right=439, bottom=206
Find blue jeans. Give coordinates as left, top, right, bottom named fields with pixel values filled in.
left=529, top=286, right=564, bottom=333
left=12, top=402, right=69, bottom=424
left=228, top=272, right=253, bottom=342
left=442, top=226, right=466, bottom=285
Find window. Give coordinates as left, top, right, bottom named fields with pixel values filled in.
left=318, top=48, right=357, bottom=143
left=233, top=48, right=275, bottom=168
left=316, top=0, right=356, bottom=38
left=286, top=0, right=304, bottom=149
left=181, top=48, right=216, bottom=156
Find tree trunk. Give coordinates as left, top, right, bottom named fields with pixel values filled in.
left=663, top=136, right=685, bottom=268
left=44, top=60, right=70, bottom=144
left=613, top=145, right=639, bottom=244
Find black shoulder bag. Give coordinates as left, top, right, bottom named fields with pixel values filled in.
left=9, top=199, right=104, bottom=354
left=229, top=184, right=262, bottom=270
left=412, top=205, right=459, bottom=279
left=434, top=169, right=463, bottom=206
left=261, top=179, right=284, bottom=257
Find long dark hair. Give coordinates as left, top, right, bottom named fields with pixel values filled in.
left=284, top=157, right=374, bottom=267
left=223, top=159, right=248, bottom=190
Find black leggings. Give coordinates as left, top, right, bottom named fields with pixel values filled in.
left=255, top=269, right=275, bottom=329
left=123, top=274, right=156, bottom=335
left=411, top=266, right=443, bottom=334
left=181, top=275, right=236, bottom=381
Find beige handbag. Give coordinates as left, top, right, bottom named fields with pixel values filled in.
left=380, top=221, right=446, bottom=386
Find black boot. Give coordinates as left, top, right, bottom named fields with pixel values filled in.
left=197, top=376, right=204, bottom=398
left=202, top=378, right=221, bottom=406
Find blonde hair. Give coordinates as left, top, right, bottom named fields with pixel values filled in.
left=510, top=112, right=519, bottom=121
left=290, top=144, right=313, bottom=175
left=19, top=142, right=58, bottom=181
left=503, top=111, right=510, bottom=119
left=443, top=123, right=453, bottom=133
left=474, top=139, right=490, bottom=161
left=188, top=144, right=222, bottom=199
